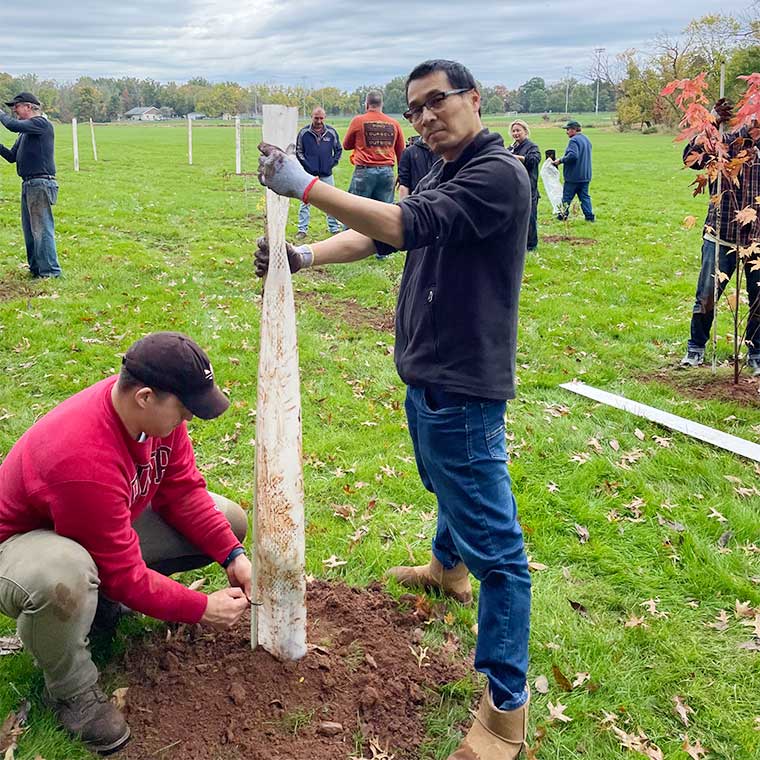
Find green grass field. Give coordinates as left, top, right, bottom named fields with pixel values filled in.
left=1, top=116, right=759, bottom=759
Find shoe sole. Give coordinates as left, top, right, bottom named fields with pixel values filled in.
left=88, top=725, right=131, bottom=755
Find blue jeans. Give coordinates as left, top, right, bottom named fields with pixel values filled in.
left=298, top=174, right=340, bottom=234
left=689, top=238, right=760, bottom=356
left=560, top=180, right=594, bottom=221
left=21, top=178, right=62, bottom=277
left=347, top=165, right=395, bottom=202
left=405, top=385, right=531, bottom=711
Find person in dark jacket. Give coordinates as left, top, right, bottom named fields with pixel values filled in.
left=295, top=107, right=342, bottom=237
left=256, top=58, right=531, bottom=760
left=398, top=135, right=436, bottom=198
left=553, top=120, right=594, bottom=221
left=508, top=119, right=540, bottom=250
left=0, top=92, right=62, bottom=277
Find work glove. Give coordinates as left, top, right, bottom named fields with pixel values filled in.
left=712, top=98, right=733, bottom=126
left=254, top=236, right=314, bottom=278
left=258, top=142, right=315, bottom=200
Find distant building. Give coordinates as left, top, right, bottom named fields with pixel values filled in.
left=124, top=106, right=161, bottom=121
left=186, top=112, right=207, bottom=120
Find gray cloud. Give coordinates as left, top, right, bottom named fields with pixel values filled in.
left=3, top=0, right=750, bottom=88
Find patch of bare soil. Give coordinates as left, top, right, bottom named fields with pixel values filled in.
left=0, top=275, right=35, bottom=302
left=541, top=235, right=597, bottom=246
left=296, top=289, right=395, bottom=333
left=117, top=581, right=469, bottom=760
left=643, top=367, right=760, bottom=406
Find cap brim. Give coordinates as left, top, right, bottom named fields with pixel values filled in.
left=4, top=101, right=17, bottom=107
left=180, top=384, right=230, bottom=420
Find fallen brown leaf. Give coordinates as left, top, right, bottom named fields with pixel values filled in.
left=572, top=672, right=591, bottom=688
left=735, top=600, right=755, bottom=618
left=552, top=664, right=573, bottom=692
left=534, top=675, right=549, bottom=694
left=682, top=736, right=708, bottom=759
left=708, top=609, right=730, bottom=631
left=0, top=700, right=30, bottom=754
left=673, top=694, right=694, bottom=726
left=111, top=687, right=129, bottom=711
left=547, top=701, right=572, bottom=723
left=574, top=523, right=590, bottom=544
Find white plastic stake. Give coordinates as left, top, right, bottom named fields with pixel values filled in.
left=235, top=115, right=241, bottom=175
left=561, top=381, right=760, bottom=462
left=72, top=118, right=79, bottom=172
left=89, top=118, right=98, bottom=161
left=187, top=114, right=193, bottom=165
left=253, top=104, right=305, bottom=660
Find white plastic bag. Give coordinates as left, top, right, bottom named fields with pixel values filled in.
left=540, top=158, right=563, bottom=215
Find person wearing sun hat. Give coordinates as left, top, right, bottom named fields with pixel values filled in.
left=0, top=92, right=63, bottom=277
left=0, top=331, right=250, bottom=753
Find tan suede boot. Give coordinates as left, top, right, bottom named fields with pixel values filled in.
left=385, top=556, right=473, bottom=604
left=448, top=688, right=529, bottom=760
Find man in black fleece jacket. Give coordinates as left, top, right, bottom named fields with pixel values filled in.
left=256, top=59, right=531, bottom=760
left=0, top=92, right=62, bottom=278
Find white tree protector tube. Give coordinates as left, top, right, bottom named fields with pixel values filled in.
left=253, top=104, right=307, bottom=661
left=540, top=158, right=563, bottom=214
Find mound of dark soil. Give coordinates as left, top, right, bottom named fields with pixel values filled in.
left=117, top=581, right=470, bottom=760
left=541, top=235, right=597, bottom=245
left=644, top=367, right=760, bottom=406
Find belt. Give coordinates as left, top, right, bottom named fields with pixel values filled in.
left=355, top=164, right=393, bottom=169
left=22, top=174, right=55, bottom=181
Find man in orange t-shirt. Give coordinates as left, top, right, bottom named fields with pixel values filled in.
left=343, top=90, right=405, bottom=203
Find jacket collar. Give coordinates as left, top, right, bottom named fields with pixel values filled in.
left=441, top=129, right=502, bottom=179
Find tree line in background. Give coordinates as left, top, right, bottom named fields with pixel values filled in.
left=0, top=12, right=756, bottom=125
left=0, top=70, right=616, bottom=123
left=616, top=9, right=759, bottom=128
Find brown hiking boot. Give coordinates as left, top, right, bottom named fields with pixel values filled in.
left=448, top=688, right=529, bottom=759
left=46, top=685, right=130, bottom=755
left=385, top=556, right=473, bottom=605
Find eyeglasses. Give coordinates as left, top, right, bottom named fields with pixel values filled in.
left=403, top=88, right=473, bottom=122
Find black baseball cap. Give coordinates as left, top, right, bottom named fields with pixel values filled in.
left=122, top=332, right=229, bottom=419
left=5, top=92, right=40, bottom=107
left=562, top=120, right=582, bottom=129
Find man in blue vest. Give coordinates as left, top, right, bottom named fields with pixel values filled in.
left=295, top=107, right=342, bottom=238
left=553, top=120, right=594, bottom=222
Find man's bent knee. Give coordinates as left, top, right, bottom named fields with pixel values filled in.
left=3, top=534, right=98, bottom=621
left=209, top=492, right=248, bottom=543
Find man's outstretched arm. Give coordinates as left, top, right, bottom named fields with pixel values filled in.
left=258, top=142, right=404, bottom=249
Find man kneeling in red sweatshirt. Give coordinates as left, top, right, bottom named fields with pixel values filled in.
left=0, top=332, right=251, bottom=754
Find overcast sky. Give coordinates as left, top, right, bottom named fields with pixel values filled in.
left=3, top=1, right=752, bottom=90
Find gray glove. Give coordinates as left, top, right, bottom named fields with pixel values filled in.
left=254, top=236, right=313, bottom=278
left=258, top=142, right=315, bottom=200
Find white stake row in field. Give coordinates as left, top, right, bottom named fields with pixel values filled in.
left=68, top=116, right=248, bottom=174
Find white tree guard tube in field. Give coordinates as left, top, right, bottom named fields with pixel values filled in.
left=540, top=158, right=563, bottom=214
left=253, top=104, right=307, bottom=661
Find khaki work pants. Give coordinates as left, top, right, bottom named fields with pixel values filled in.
left=0, top=493, right=247, bottom=699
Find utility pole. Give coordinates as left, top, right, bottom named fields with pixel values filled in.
left=564, top=66, right=572, bottom=116
left=594, top=47, right=606, bottom=114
